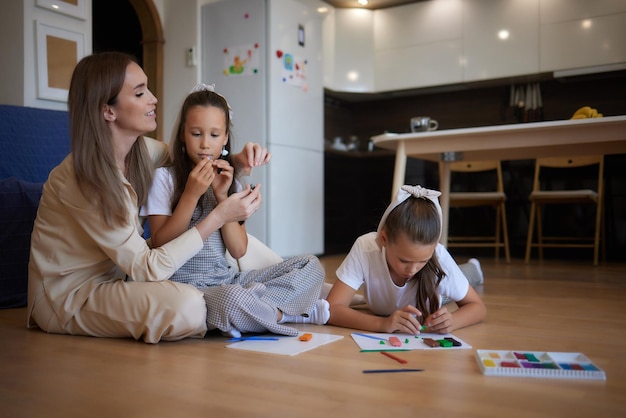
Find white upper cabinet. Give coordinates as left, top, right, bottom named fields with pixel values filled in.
left=539, top=0, right=626, bottom=72
left=540, top=0, right=626, bottom=23
left=463, top=0, right=539, bottom=81
left=323, top=0, right=626, bottom=93
left=374, top=0, right=463, bottom=91
left=324, top=9, right=375, bottom=92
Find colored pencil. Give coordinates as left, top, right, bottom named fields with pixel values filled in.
left=363, top=369, right=424, bottom=374
left=353, top=333, right=386, bottom=341
left=227, top=336, right=280, bottom=342
left=360, top=349, right=410, bottom=352
left=380, top=351, right=408, bottom=364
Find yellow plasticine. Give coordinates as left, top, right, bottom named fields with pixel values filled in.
left=483, top=359, right=496, bottom=367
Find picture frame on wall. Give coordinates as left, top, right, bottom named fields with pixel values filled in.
left=36, top=21, right=85, bottom=102
left=36, top=0, right=86, bottom=20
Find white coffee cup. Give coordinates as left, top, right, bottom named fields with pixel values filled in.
left=411, top=116, right=438, bottom=132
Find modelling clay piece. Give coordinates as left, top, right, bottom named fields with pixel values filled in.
left=422, top=338, right=440, bottom=347
left=388, top=336, right=402, bottom=347
left=444, top=337, right=461, bottom=347
left=500, top=361, right=520, bottom=368
left=298, top=333, right=313, bottom=342
left=524, top=353, right=540, bottom=362
left=436, top=339, right=453, bottom=348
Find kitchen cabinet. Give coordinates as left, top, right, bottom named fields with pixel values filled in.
left=373, top=0, right=463, bottom=91
left=324, top=0, right=626, bottom=94
left=463, top=0, right=539, bottom=82
left=540, top=12, right=626, bottom=72
left=324, top=149, right=395, bottom=255
left=324, top=9, right=375, bottom=92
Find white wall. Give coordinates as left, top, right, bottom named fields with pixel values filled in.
left=0, top=1, right=25, bottom=106
left=152, top=0, right=201, bottom=142
left=0, top=0, right=92, bottom=110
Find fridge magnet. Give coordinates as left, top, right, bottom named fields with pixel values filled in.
left=276, top=51, right=308, bottom=91
left=223, top=44, right=260, bottom=76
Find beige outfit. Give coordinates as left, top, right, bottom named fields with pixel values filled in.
left=27, top=138, right=207, bottom=343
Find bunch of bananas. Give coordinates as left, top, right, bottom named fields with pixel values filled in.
left=571, top=106, right=603, bottom=119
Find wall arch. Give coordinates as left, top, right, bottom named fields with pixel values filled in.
left=128, top=0, right=164, bottom=140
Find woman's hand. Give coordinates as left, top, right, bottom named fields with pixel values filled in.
left=382, top=305, right=423, bottom=334
left=422, top=306, right=452, bottom=334
left=231, top=142, right=271, bottom=176
left=184, top=157, right=215, bottom=201
left=211, top=158, right=234, bottom=203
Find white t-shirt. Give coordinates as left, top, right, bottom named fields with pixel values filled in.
left=140, top=167, right=175, bottom=216
left=140, top=167, right=244, bottom=217
left=336, top=232, right=469, bottom=316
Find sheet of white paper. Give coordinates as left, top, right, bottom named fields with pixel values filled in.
left=351, top=332, right=471, bottom=351
left=226, top=332, right=344, bottom=356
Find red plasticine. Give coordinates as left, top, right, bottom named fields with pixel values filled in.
left=388, top=336, right=402, bottom=347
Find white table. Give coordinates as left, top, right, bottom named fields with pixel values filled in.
left=372, top=115, right=626, bottom=246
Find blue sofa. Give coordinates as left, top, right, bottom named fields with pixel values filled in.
left=0, top=105, right=70, bottom=308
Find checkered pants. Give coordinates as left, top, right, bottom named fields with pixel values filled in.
left=201, top=254, right=325, bottom=336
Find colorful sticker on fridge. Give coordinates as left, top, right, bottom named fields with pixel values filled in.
left=223, top=44, right=260, bottom=76
left=275, top=50, right=308, bottom=91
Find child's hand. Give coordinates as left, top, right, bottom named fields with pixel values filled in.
left=185, top=157, right=215, bottom=200
left=383, top=305, right=422, bottom=334
left=422, top=306, right=452, bottom=334
left=214, top=184, right=262, bottom=225
left=211, top=159, right=234, bottom=202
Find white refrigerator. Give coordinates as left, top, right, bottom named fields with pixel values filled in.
left=201, top=0, right=324, bottom=257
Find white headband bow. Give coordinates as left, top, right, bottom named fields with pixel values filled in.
left=376, top=184, right=443, bottom=240
left=189, top=83, right=234, bottom=121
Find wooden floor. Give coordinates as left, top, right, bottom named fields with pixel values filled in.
left=1, top=256, right=625, bottom=418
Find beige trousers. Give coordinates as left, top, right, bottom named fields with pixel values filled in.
left=29, top=280, right=207, bottom=344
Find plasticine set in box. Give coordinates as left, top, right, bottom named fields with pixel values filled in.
left=476, top=350, right=606, bottom=380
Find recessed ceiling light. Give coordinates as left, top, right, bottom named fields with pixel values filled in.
left=357, top=0, right=369, bottom=6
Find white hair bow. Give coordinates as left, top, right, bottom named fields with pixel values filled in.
left=189, top=83, right=234, bottom=121
left=376, top=184, right=443, bottom=240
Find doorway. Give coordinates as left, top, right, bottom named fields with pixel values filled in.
left=92, top=0, right=164, bottom=139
